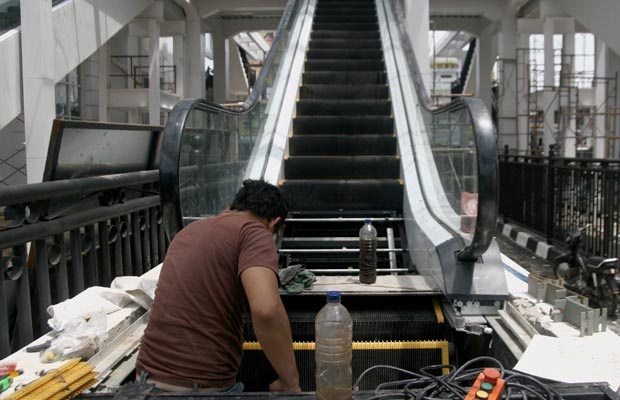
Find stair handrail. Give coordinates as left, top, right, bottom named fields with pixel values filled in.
left=389, top=1, right=498, bottom=261
left=160, top=0, right=302, bottom=239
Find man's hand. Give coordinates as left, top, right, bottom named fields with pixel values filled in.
left=269, top=378, right=302, bottom=393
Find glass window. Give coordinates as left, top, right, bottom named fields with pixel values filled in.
left=574, top=33, right=595, bottom=88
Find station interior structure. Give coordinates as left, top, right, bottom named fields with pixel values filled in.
left=0, top=0, right=620, bottom=399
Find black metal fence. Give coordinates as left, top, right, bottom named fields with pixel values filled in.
left=499, top=151, right=620, bottom=258
left=0, top=120, right=167, bottom=358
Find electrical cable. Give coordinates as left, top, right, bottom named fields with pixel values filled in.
left=354, top=365, right=426, bottom=391
left=354, top=356, right=571, bottom=400
left=504, top=371, right=563, bottom=400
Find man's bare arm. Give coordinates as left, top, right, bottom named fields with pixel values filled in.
left=241, top=267, right=301, bottom=392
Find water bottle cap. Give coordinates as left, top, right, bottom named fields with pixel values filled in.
left=326, top=291, right=341, bottom=302
left=365, top=219, right=372, bottom=224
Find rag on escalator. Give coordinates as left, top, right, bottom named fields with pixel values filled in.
left=278, top=264, right=316, bottom=294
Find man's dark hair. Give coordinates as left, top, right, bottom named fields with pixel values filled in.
left=230, top=179, right=289, bottom=222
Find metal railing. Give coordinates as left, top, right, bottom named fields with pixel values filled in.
left=499, top=149, right=620, bottom=258
left=0, top=120, right=166, bottom=358
left=110, top=55, right=177, bottom=93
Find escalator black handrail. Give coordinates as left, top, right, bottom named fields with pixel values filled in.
left=160, top=0, right=300, bottom=240
left=392, top=1, right=498, bottom=261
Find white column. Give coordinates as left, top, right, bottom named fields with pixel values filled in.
left=212, top=21, right=230, bottom=104
left=173, top=36, right=185, bottom=99
left=542, top=18, right=556, bottom=154
left=186, top=19, right=205, bottom=99
left=405, top=0, right=430, bottom=96
left=608, top=50, right=620, bottom=158
left=517, top=33, right=530, bottom=154
left=79, top=54, right=98, bottom=121
left=20, top=0, right=55, bottom=183
left=126, top=35, right=140, bottom=124
left=594, top=39, right=608, bottom=158
left=498, top=15, right=518, bottom=151
left=476, top=27, right=494, bottom=113
left=98, top=44, right=109, bottom=121
left=148, top=19, right=161, bottom=125
left=562, top=29, right=576, bottom=157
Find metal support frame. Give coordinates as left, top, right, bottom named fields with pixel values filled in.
left=527, top=275, right=606, bottom=336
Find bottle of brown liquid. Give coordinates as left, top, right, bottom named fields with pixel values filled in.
left=359, top=219, right=377, bottom=284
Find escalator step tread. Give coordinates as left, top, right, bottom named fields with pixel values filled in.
left=311, top=30, right=379, bottom=39
left=309, top=39, right=381, bottom=49
left=304, top=59, right=384, bottom=71
left=280, top=179, right=403, bottom=211
left=299, top=84, right=389, bottom=100
left=296, top=99, right=391, bottom=115
left=313, top=22, right=378, bottom=31
left=302, top=71, right=386, bottom=85
left=306, top=49, right=383, bottom=59
left=289, top=134, right=396, bottom=155
left=285, top=156, right=400, bottom=179
left=314, top=15, right=377, bottom=23
left=293, top=115, right=393, bottom=134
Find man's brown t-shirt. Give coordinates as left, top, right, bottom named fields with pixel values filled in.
left=136, top=211, right=278, bottom=388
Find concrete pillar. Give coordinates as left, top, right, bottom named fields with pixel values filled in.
left=212, top=23, right=230, bottom=104
left=517, top=33, right=530, bottom=154
left=186, top=18, right=205, bottom=99
left=498, top=15, right=518, bottom=151
left=20, top=0, right=55, bottom=183
left=542, top=18, right=556, bottom=154
left=98, top=44, right=109, bottom=121
left=148, top=18, right=161, bottom=125
left=562, top=28, right=576, bottom=157
left=476, top=27, right=494, bottom=113
left=79, top=54, right=99, bottom=121
left=173, top=36, right=185, bottom=98
left=608, top=51, right=620, bottom=158
left=125, top=35, right=140, bottom=124
left=404, top=0, right=430, bottom=96
left=594, top=39, right=608, bottom=158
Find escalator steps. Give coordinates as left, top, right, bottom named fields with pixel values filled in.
left=302, top=71, right=386, bottom=85
left=280, top=179, right=403, bottom=211
left=296, top=99, right=391, bottom=115
left=308, top=38, right=380, bottom=49
left=289, top=134, right=395, bottom=155
left=299, top=84, right=389, bottom=100
left=293, top=115, right=393, bottom=134
left=238, top=342, right=448, bottom=391
left=285, top=156, right=399, bottom=179
left=244, top=309, right=445, bottom=343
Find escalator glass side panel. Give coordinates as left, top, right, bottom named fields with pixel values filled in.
left=380, top=0, right=498, bottom=260
left=160, top=0, right=308, bottom=239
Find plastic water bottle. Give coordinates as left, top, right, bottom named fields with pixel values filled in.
left=359, top=219, right=377, bottom=284
left=315, top=291, right=352, bottom=400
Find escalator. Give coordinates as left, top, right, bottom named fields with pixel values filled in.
left=159, top=0, right=506, bottom=391
left=279, top=0, right=406, bottom=275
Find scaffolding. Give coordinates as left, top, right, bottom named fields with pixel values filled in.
left=509, top=48, right=619, bottom=158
